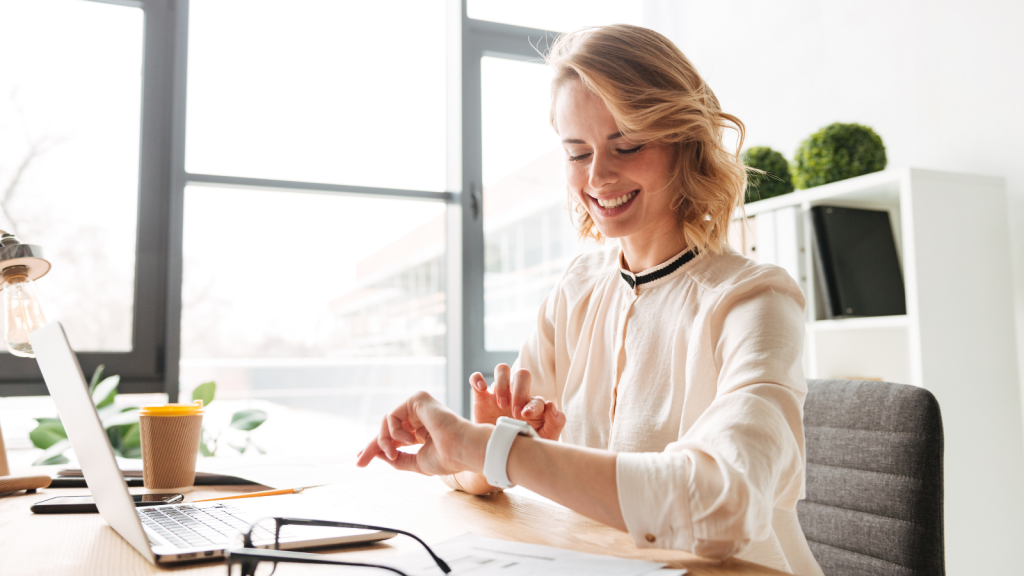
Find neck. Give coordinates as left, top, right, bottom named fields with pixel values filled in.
left=618, top=225, right=687, bottom=273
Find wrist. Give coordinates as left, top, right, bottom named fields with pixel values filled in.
left=458, top=423, right=492, bottom=473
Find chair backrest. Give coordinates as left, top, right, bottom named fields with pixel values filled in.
left=798, top=379, right=944, bottom=576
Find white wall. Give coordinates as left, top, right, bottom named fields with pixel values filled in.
left=641, top=1, right=1024, bottom=574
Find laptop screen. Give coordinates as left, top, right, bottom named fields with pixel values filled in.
left=30, top=322, right=155, bottom=563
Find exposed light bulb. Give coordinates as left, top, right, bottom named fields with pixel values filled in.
left=3, top=266, right=47, bottom=358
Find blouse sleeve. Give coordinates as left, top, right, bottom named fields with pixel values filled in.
left=614, top=266, right=808, bottom=559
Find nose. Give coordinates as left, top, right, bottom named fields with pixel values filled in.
left=588, top=151, right=618, bottom=190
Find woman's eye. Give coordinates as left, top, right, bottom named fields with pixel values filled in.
left=567, top=152, right=592, bottom=162
left=617, top=145, right=644, bottom=155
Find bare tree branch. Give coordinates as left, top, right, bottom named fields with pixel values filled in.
left=0, top=89, right=67, bottom=232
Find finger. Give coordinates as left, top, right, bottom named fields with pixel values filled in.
left=510, top=369, right=532, bottom=419
left=388, top=413, right=417, bottom=445
left=378, top=415, right=398, bottom=461
left=539, top=401, right=567, bottom=440
left=374, top=451, right=425, bottom=475
left=389, top=451, right=424, bottom=474
left=470, top=372, right=496, bottom=423
left=492, top=364, right=511, bottom=410
left=356, top=435, right=382, bottom=467
left=521, top=396, right=546, bottom=427
left=469, top=372, right=488, bottom=394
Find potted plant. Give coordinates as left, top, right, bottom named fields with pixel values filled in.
left=791, top=122, right=887, bottom=189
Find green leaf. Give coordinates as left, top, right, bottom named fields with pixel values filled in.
left=32, top=439, right=71, bottom=466
left=33, top=417, right=63, bottom=428
left=91, top=375, right=120, bottom=409
left=107, top=426, right=124, bottom=456
left=192, top=381, right=216, bottom=407
left=88, top=364, right=105, bottom=395
left=29, top=419, right=67, bottom=450
left=229, top=409, right=267, bottom=431
left=120, top=423, right=142, bottom=458
left=228, top=442, right=248, bottom=453
left=199, top=442, right=213, bottom=457
left=121, top=423, right=141, bottom=449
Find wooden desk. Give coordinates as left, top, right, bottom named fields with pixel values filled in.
left=0, top=464, right=786, bottom=575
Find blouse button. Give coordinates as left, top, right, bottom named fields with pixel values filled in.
left=645, top=533, right=657, bottom=543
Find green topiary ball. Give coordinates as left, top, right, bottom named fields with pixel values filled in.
left=791, top=122, right=887, bottom=189
left=742, top=146, right=794, bottom=203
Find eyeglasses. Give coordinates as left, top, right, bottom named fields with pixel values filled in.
left=225, top=517, right=451, bottom=576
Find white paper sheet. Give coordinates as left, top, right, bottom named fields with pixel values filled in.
left=388, top=533, right=669, bottom=576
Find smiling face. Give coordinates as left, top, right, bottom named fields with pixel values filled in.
left=553, top=79, right=680, bottom=247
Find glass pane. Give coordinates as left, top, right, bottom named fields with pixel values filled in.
left=481, top=57, right=599, bottom=351
left=468, top=0, right=644, bottom=33
left=180, top=186, right=446, bottom=446
left=0, top=0, right=141, bottom=352
left=186, top=0, right=447, bottom=192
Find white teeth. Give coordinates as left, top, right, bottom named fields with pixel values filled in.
left=596, top=190, right=637, bottom=208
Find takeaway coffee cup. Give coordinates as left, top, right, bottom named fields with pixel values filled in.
left=138, top=400, right=204, bottom=492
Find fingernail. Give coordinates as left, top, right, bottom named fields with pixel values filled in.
left=523, top=406, right=533, bottom=414
left=498, top=397, right=506, bottom=409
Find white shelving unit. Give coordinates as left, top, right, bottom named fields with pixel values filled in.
left=734, top=167, right=1024, bottom=569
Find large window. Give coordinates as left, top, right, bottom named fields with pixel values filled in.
left=1, top=0, right=649, bottom=423
left=179, top=0, right=451, bottom=432
left=185, top=0, right=447, bottom=192
left=480, top=57, right=598, bottom=351
left=0, top=0, right=173, bottom=393
left=180, top=186, right=446, bottom=432
left=459, top=7, right=642, bottom=390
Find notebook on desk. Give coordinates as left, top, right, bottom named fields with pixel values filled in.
left=30, top=321, right=395, bottom=565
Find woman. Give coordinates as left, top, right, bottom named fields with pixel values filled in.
left=357, top=24, right=823, bottom=576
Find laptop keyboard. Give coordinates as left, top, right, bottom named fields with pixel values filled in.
left=138, top=503, right=276, bottom=549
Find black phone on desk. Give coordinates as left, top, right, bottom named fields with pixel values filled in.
left=31, top=493, right=184, bottom=514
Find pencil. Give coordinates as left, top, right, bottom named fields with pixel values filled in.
left=193, top=486, right=318, bottom=502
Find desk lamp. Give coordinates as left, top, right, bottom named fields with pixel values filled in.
left=0, top=230, right=52, bottom=493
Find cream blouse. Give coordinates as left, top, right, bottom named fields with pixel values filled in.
left=512, top=245, right=824, bottom=576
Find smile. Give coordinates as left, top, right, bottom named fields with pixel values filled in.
left=589, top=190, right=639, bottom=214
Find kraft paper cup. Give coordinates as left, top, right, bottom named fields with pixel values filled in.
left=138, top=400, right=204, bottom=493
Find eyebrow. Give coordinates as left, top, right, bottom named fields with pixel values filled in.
left=561, top=132, right=623, bottom=144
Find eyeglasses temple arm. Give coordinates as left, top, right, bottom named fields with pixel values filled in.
left=274, top=517, right=451, bottom=574
left=226, top=548, right=409, bottom=576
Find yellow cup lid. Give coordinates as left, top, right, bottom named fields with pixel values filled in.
left=139, top=400, right=204, bottom=417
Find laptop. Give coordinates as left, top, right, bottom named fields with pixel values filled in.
left=30, top=321, right=395, bottom=564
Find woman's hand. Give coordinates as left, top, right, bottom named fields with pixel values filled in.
left=355, top=391, right=490, bottom=477
left=470, top=364, right=566, bottom=441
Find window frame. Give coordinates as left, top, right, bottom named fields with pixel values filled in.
left=457, top=8, right=558, bottom=415
left=0, top=0, right=179, bottom=396
left=2, top=0, right=559, bottom=421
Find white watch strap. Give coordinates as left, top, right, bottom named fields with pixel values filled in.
left=483, top=417, right=537, bottom=489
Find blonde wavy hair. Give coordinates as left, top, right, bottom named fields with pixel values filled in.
left=546, top=25, right=747, bottom=254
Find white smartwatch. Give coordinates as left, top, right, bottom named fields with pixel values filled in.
left=483, top=416, right=538, bottom=489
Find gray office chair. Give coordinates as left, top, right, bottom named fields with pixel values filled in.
left=798, top=379, right=944, bottom=576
